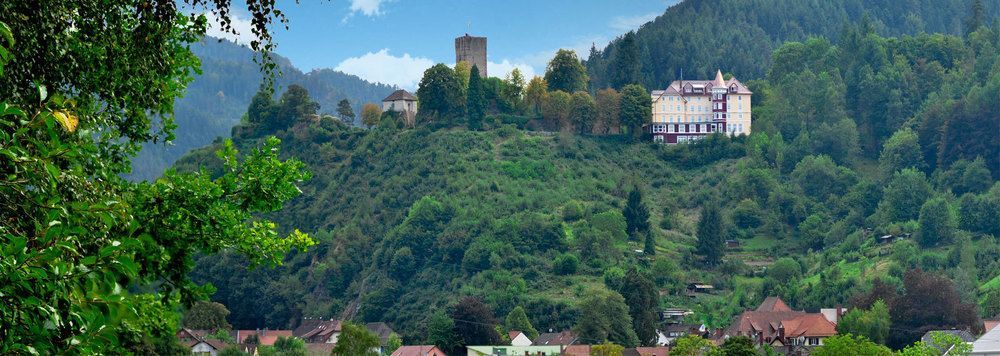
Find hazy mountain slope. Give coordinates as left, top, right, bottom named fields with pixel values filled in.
left=129, top=38, right=396, bottom=181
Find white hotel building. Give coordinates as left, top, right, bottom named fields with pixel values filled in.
left=648, top=70, right=752, bottom=143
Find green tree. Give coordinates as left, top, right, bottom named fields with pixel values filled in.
left=501, top=68, right=526, bottom=112
left=523, top=76, right=548, bottom=116
left=618, top=84, right=651, bottom=139
left=964, top=0, right=986, bottom=36
left=670, top=335, right=716, bottom=356
left=336, top=99, right=355, bottom=124
left=981, top=289, right=1000, bottom=318
left=836, top=300, right=891, bottom=345
left=876, top=169, right=933, bottom=223
left=719, top=336, right=757, bottom=356
left=917, top=197, right=956, bottom=247
left=594, top=88, right=621, bottom=134
left=591, top=341, right=625, bottom=356
left=696, top=202, right=724, bottom=267
left=544, top=49, right=589, bottom=93
left=570, top=91, right=597, bottom=134
left=644, top=233, right=656, bottom=256
left=427, top=311, right=461, bottom=354
left=389, top=247, right=416, bottom=281
left=620, top=269, right=657, bottom=346
left=879, top=128, right=924, bottom=177
left=272, top=84, right=320, bottom=131
left=417, top=63, right=465, bottom=124
left=899, top=331, right=973, bottom=356
left=542, top=90, right=572, bottom=130
left=623, top=186, right=651, bottom=240
left=386, top=333, right=403, bottom=355
left=610, top=31, right=641, bottom=89
left=182, top=301, right=233, bottom=330
left=768, top=258, right=802, bottom=284
left=0, top=10, right=313, bottom=352
left=574, top=288, right=639, bottom=347
left=263, top=336, right=306, bottom=356
left=553, top=253, right=580, bottom=275
left=467, top=64, right=486, bottom=130
left=331, top=322, right=380, bottom=356
left=812, top=335, right=892, bottom=356
left=504, top=306, right=539, bottom=340
left=454, top=61, right=472, bottom=91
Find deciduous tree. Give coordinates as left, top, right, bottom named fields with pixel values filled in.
left=544, top=49, right=589, bottom=93
left=331, top=322, right=380, bottom=356
left=450, top=297, right=501, bottom=346
left=417, top=63, right=465, bottom=124
left=182, top=301, right=233, bottom=330
left=570, top=91, right=597, bottom=134
left=361, top=103, right=383, bottom=127
left=618, top=84, right=651, bottom=139
left=574, top=288, right=639, bottom=347
left=594, top=88, right=622, bottom=134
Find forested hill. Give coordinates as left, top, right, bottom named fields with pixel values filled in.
left=586, top=0, right=1000, bottom=90
left=128, top=38, right=396, bottom=181
left=173, top=17, right=999, bottom=351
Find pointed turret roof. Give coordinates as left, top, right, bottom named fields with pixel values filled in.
left=713, top=69, right=726, bottom=88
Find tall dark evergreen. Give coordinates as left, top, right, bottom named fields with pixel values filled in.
left=620, top=269, right=658, bottom=346
left=966, top=0, right=986, bottom=36
left=610, top=31, right=641, bottom=89
left=696, top=201, right=724, bottom=267
left=336, top=99, right=355, bottom=124
left=623, top=186, right=650, bottom=240
left=467, top=64, right=486, bottom=130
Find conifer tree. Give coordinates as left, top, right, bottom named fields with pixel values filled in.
left=467, top=64, right=486, bottom=130
left=696, top=201, right=724, bottom=266
left=504, top=306, right=539, bottom=340
left=623, top=186, right=650, bottom=240
left=336, top=98, right=355, bottom=124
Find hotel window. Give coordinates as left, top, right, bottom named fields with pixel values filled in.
left=739, top=113, right=743, bottom=119
left=667, top=125, right=673, bottom=133
left=661, top=104, right=666, bottom=111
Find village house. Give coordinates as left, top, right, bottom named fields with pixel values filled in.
left=972, top=322, right=1000, bottom=355
left=382, top=89, right=418, bottom=126
left=532, top=330, right=578, bottom=346
left=293, top=318, right=342, bottom=344
left=392, top=345, right=448, bottom=356
left=466, top=345, right=561, bottom=356
left=659, top=308, right=695, bottom=323
left=189, top=339, right=229, bottom=356
left=649, top=70, right=752, bottom=144
left=723, top=297, right=840, bottom=353
left=508, top=330, right=533, bottom=346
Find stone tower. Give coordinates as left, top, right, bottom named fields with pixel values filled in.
left=455, top=34, right=487, bottom=77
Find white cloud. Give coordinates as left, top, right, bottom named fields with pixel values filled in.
left=349, top=0, right=387, bottom=16
left=610, top=12, right=659, bottom=31
left=487, top=60, right=536, bottom=80
left=203, top=11, right=256, bottom=45
left=334, top=49, right=434, bottom=90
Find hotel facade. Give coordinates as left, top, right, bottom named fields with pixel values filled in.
left=649, top=70, right=752, bottom=143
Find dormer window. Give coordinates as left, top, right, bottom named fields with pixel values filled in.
left=730, top=84, right=737, bottom=93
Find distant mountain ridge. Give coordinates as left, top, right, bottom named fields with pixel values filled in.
left=586, top=0, right=1000, bottom=90
left=129, top=38, right=396, bottom=181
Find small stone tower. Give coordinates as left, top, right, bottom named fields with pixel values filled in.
left=455, top=34, right=487, bottom=77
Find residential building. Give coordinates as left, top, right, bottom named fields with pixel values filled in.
left=649, top=70, right=752, bottom=144
left=366, top=322, right=398, bottom=354
left=561, top=345, right=592, bottom=356
left=723, top=297, right=838, bottom=352
left=455, top=34, right=487, bottom=77
left=508, top=330, right=533, bottom=346
left=466, top=345, right=561, bottom=356
left=533, top=330, right=578, bottom=346
left=659, top=308, right=694, bottom=323
left=382, top=89, right=418, bottom=126
left=393, top=345, right=448, bottom=356
left=973, top=322, right=1000, bottom=355
left=658, top=324, right=702, bottom=345
left=305, top=343, right=337, bottom=356
left=293, top=318, right=341, bottom=344
left=190, top=339, right=229, bottom=356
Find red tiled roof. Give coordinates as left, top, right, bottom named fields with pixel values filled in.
left=232, top=330, right=294, bottom=346
left=631, top=346, right=670, bottom=356
left=782, top=314, right=837, bottom=338
left=757, top=297, right=792, bottom=312
left=562, top=344, right=591, bottom=356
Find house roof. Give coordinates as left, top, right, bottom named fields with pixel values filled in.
left=533, top=330, right=577, bottom=345
left=652, top=74, right=752, bottom=101
left=973, top=323, right=1000, bottom=355
left=757, top=297, right=792, bottom=312
left=392, top=345, right=447, bottom=356
left=562, top=345, right=591, bottom=356
left=305, top=343, right=337, bottom=356
left=624, top=346, right=670, bottom=356
left=466, top=346, right=561, bottom=355
left=232, top=329, right=294, bottom=346
left=383, top=89, right=417, bottom=102
left=194, top=339, right=230, bottom=351
left=509, top=330, right=524, bottom=340
left=782, top=314, right=838, bottom=338
left=922, top=329, right=976, bottom=343
left=294, top=319, right=341, bottom=339
left=365, top=322, right=396, bottom=344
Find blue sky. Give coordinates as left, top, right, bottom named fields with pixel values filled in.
left=206, top=0, right=678, bottom=89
